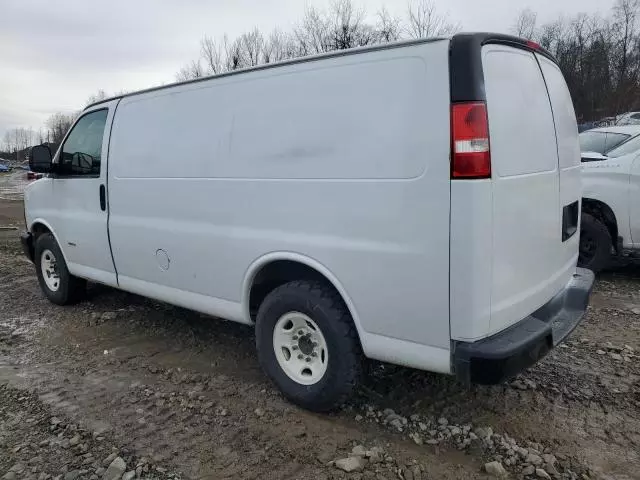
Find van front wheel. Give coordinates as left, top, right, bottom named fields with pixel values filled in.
left=34, top=233, right=86, bottom=305
left=255, top=280, right=362, bottom=411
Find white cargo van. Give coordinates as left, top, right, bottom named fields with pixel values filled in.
left=23, top=34, right=593, bottom=411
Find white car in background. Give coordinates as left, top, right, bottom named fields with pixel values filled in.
left=616, top=111, right=640, bottom=126
left=580, top=125, right=640, bottom=271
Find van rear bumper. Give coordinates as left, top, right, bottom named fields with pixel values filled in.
left=452, top=267, right=594, bottom=384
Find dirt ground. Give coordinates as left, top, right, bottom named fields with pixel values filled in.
left=0, top=170, right=29, bottom=227
left=0, top=193, right=638, bottom=480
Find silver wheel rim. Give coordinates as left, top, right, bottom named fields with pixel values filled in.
left=273, top=312, right=329, bottom=385
left=40, top=249, right=60, bottom=292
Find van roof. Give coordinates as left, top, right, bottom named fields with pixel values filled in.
left=84, top=36, right=448, bottom=110
left=85, top=32, right=557, bottom=110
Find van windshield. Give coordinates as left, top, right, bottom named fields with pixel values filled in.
left=579, top=131, right=630, bottom=155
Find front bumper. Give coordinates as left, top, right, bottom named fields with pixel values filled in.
left=20, top=231, right=34, bottom=263
left=453, top=267, right=595, bottom=384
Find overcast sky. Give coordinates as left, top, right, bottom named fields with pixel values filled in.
left=0, top=0, right=615, bottom=141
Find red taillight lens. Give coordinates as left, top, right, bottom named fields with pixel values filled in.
left=526, top=40, right=541, bottom=50
left=451, top=102, right=491, bottom=179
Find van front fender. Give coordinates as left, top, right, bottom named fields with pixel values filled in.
left=28, top=219, right=70, bottom=266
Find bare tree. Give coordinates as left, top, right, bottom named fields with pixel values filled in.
left=376, top=7, right=402, bottom=43
left=405, top=0, right=460, bottom=39
left=86, top=89, right=107, bottom=106
left=0, top=136, right=10, bottom=157
left=537, top=18, right=566, bottom=51
left=200, top=35, right=225, bottom=74
left=2, top=131, right=15, bottom=157
left=2, top=127, right=36, bottom=161
left=612, top=0, right=640, bottom=99
left=523, top=0, right=640, bottom=121
left=199, top=34, right=243, bottom=73
left=295, top=5, right=332, bottom=55
left=223, top=36, right=245, bottom=71
left=239, top=28, right=265, bottom=67
left=263, top=29, right=297, bottom=64
left=176, top=60, right=205, bottom=81
left=176, top=0, right=462, bottom=82
left=328, top=0, right=374, bottom=50
left=263, top=29, right=285, bottom=64
left=513, top=8, right=538, bottom=39
left=45, top=113, right=76, bottom=144
left=199, top=32, right=258, bottom=73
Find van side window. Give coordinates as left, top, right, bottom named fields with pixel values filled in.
left=59, top=109, right=108, bottom=176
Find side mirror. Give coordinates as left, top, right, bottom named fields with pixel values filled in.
left=581, top=151, right=608, bottom=162
left=29, top=145, right=53, bottom=173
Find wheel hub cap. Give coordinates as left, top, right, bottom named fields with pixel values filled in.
left=41, top=249, right=60, bottom=292
left=298, top=334, right=315, bottom=355
left=273, top=312, right=328, bottom=385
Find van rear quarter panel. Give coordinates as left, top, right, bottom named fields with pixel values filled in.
left=107, top=41, right=453, bottom=355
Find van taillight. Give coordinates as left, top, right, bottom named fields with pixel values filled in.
left=451, top=102, right=491, bottom=179
left=526, top=40, right=542, bottom=50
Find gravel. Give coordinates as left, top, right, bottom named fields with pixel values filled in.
left=484, top=461, right=508, bottom=478
left=536, top=467, right=552, bottom=479
left=102, top=457, right=126, bottom=480
left=101, top=453, right=118, bottom=468
left=1, top=224, right=639, bottom=479
left=0, top=384, right=180, bottom=480
left=352, top=400, right=597, bottom=478
left=350, top=445, right=367, bottom=457
left=334, top=456, right=366, bottom=473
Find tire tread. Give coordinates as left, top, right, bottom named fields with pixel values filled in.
left=34, top=233, right=86, bottom=305
left=579, top=213, right=612, bottom=273
left=256, top=280, right=363, bottom=411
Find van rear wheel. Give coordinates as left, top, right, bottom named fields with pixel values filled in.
left=34, top=233, right=86, bottom=305
left=255, top=280, right=362, bottom=411
left=578, top=213, right=612, bottom=273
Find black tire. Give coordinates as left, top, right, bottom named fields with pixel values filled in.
left=34, top=233, right=86, bottom=305
left=578, top=213, right=612, bottom=273
left=255, top=280, right=363, bottom=412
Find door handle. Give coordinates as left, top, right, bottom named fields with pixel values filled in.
left=99, top=184, right=106, bottom=211
left=562, top=201, right=579, bottom=241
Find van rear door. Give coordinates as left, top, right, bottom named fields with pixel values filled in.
left=481, top=42, right=579, bottom=336
left=535, top=52, right=582, bottom=257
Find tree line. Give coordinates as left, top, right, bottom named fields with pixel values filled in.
left=3, top=0, right=639, bottom=162
left=1, top=91, right=110, bottom=161
left=178, top=0, right=640, bottom=123
left=176, top=0, right=459, bottom=81
left=513, top=0, right=640, bottom=122
left=3, top=0, right=459, bottom=160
